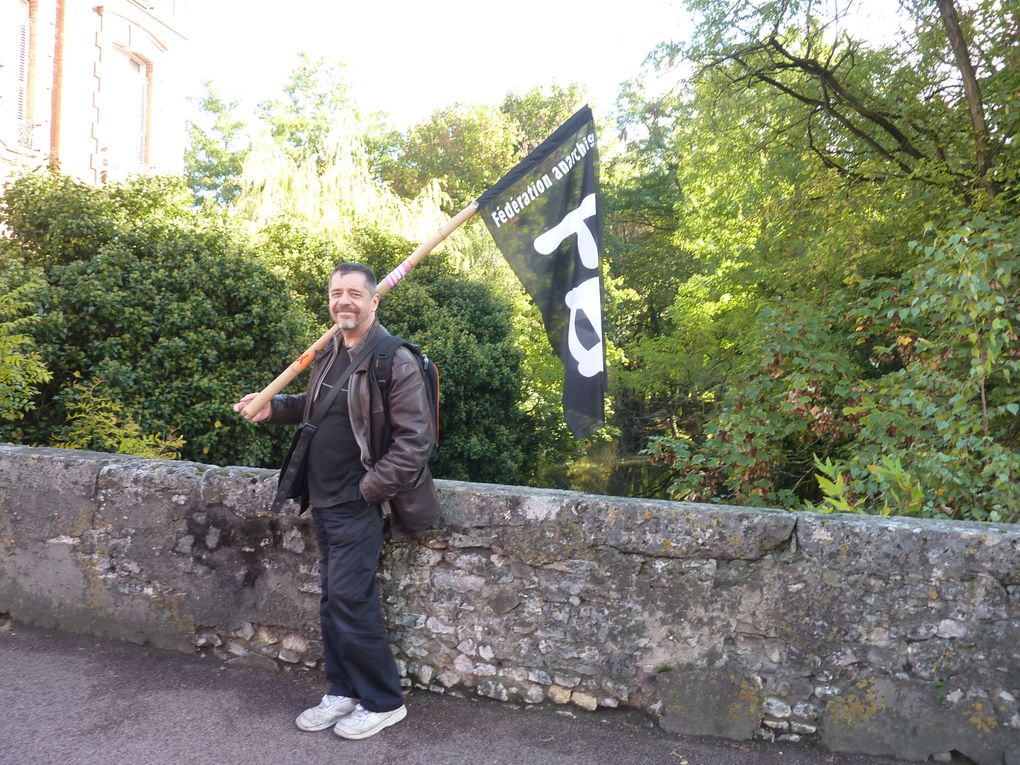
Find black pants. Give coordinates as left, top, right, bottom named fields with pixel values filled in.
left=312, top=501, right=403, bottom=712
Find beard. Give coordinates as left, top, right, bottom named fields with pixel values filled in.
left=333, top=305, right=363, bottom=330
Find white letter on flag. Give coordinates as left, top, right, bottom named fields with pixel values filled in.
left=564, top=277, right=603, bottom=378
left=533, top=194, right=598, bottom=268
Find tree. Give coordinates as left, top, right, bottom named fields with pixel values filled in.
left=184, top=82, right=250, bottom=205
left=606, top=0, right=1020, bottom=518
left=380, top=86, right=592, bottom=214
left=674, top=0, right=1018, bottom=198
left=233, top=125, right=449, bottom=247
left=257, top=54, right=359, bottom=175
left=819, top=213, right=1020, bottom=523
left=501, top=84, right=589, bottom=154
left=379, top=104, right=521, bottom=214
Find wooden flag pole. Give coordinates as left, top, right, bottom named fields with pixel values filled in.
left=242, top=202, right=478, bottom=418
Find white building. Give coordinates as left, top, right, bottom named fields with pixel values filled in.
left=0, top=0, right=187, bottom=187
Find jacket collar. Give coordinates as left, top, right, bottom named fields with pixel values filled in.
left=329, top=318, right=388, bottom=358
left=311, top=320, right=389, bottom=399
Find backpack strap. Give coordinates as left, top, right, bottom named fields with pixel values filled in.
left=372, top=335, right=407, bottom=395
left=371, top=335, right=408, bottom=461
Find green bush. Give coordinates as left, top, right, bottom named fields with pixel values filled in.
left=833, top=214, right=1020, bottom=523
left=646, top=298, right=861, bottom=507
left=253, top=219, right=343, bottom=324
left=0, top=281, right=51, bottom=425
left=52, top=377, right=185, bottom=459
left=1, top=171, right=313, bottom=467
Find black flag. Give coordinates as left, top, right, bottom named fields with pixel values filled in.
left=476, top=106, right=606, bottom=438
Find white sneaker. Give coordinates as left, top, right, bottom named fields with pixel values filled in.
left=333, top=703, right=407, bottom=740
left=295, top=694, right=359, bottom=731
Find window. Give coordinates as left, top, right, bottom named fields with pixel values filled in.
left=104, top=48, right=150, bottom=177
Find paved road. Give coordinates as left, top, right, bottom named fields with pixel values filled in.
left=1, top=621, right=914, bottom=765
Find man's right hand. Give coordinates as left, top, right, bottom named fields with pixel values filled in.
left=233, top=393, right=271, bottom=422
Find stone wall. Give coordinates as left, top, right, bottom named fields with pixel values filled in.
left=0, top=444, right=1017, bottom=764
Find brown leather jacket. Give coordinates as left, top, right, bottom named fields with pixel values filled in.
left=267, top=321, right=438, bottom=536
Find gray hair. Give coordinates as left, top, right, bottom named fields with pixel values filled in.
left=330, top=262, right=378, bottom=293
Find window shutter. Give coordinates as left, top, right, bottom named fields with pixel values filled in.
left=135, top=58, right=148, bottom=165
left=107, top=52, right=149, bottom=176
left=17, top=5, right=30, bottom=123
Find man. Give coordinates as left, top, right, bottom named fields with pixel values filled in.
left=233, top=262, right=436, bottom=740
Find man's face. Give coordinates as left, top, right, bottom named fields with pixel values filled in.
left=329, top=271, right=379, bottom=333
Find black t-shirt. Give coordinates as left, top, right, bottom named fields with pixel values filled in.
left=306, top=347, right=366, bottom=508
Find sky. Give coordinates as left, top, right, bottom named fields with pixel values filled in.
left=183, top=0, right=691, bottom=129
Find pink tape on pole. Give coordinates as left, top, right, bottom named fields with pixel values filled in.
left=384, top=261, right=410, bottom=290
